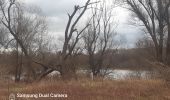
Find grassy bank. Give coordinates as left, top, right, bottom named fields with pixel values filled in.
left=0, top=79, right=170, bottom=100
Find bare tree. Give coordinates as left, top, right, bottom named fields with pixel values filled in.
left=83, top=0, right=117, bottom=77
left=164, top=0, right=170, bottom=65
left=58, top=0, right=97, bottom=79
left=124, top=0, right=167, bottom=62
left=0, top=0, right=49, bottom=82
left=0, top=0, right=32, bottom=81
left=35, top=0, right=96, bottom=80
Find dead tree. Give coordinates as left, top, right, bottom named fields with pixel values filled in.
left=60, top=0, right=94, bottom=79
left=35, top=0, right=96, bottom=80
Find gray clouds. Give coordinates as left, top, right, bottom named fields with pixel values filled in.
left=23, top=0, right=143, bottom=48
left=24, top=0, right=88, bottom=37
left=24, top=0, right=86, bottom=17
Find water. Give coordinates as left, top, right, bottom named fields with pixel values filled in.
left=106, top=69, right=153, bottom=80
left=77, top=69, right=156, bottom=80
left=4, top=69, right=156, bottom=81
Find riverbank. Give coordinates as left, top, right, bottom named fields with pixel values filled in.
left=1, top=79, right=170, bottom=100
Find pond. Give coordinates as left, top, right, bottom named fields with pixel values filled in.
left=106, top=69, right=157, bottom=80
left=77, top=69, right=158, bottom=80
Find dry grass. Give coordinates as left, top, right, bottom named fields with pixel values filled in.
left=0, top=79, right=170, bottom=100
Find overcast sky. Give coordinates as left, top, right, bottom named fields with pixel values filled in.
left=23, top=0, right=143, bottom=48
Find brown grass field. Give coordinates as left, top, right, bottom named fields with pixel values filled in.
left=0, top=79, right=170, bottom=100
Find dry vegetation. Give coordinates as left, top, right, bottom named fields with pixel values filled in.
left=0, top=79, right=170, bottom=100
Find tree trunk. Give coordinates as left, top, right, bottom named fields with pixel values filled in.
left=158, top=36, right=163, bottom=62
left=166, top=23, right=170, bottom=65
left=15, top=42, right=21, bottom=82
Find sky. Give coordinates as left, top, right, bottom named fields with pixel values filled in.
left=23, top=0, right=143, bottom=48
